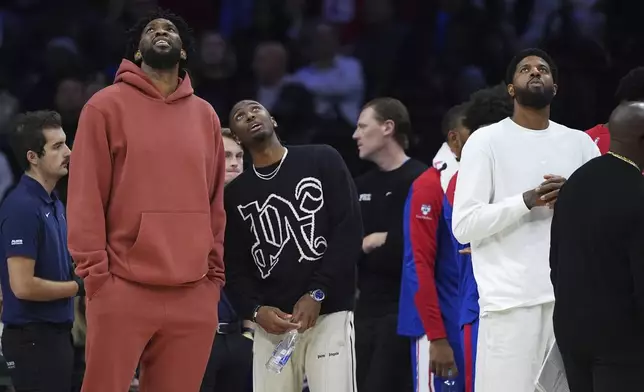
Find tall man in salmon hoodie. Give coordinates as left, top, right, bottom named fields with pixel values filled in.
left=66, top=9, right=226, bottom=392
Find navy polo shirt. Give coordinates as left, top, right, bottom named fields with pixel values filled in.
left=0, top=175, right=73, bottom=325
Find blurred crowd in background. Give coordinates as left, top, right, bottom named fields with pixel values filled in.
left=0, top=0, right=643, bottom=391
left=1, top=0, right=644, bottom=201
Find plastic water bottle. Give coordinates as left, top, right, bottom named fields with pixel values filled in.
left=442, top=370, right=457, bottom=392
left=266, top=329, right=299, bottom=374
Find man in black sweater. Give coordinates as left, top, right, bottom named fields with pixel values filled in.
left=352, top=98, right=428, bottom=392
left=224, top=100, right=363, bottom=392
left=550, top=101, right=644, bottom=391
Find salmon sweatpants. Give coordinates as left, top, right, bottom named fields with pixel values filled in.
left=81, top=274, right=220, bottom=392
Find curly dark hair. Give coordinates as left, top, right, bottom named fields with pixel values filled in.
left=124, top=8, right=195, bottom=69
left=615, top=67, right=644, bottom=103
left=463, top=83, right=514, bottom=132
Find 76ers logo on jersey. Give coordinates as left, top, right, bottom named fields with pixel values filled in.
left=237, top=177, right=328, bottom=278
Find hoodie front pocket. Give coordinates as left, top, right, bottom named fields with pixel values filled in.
left=127, top=212, right=212, bottom=285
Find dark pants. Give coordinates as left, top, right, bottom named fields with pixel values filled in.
left=71, top=346, right=85, bottom=392
left=2, top=322, right=74, bottom=392
left=200, top=325, right=253, bottom=392
left=355, top=313, right=413, bottom=392
left=559, top=344, right=644, bottom=392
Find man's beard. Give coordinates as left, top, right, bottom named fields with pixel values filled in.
left=514, top=84, right=555, bottom=110
left=141, top=46, right=181, bottom=70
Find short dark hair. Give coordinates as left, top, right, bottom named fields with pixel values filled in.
left=441, top=103, right=469, bottom=140
left=615, top=67, right=644, bottom=103
left=363, top=97, right=411, bottom=149
left=125, top=8, right=195, bottom=69
left=505, top=48, right=558, bottom=85
left=10, top=111, right=62, bottom=171
left=463, top=84, right=514, bottom=132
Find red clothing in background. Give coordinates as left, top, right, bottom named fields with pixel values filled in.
left=585, top=124, right=610, bottom=155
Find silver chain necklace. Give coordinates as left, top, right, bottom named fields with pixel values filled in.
left=253, top=148, right=289, bottom=181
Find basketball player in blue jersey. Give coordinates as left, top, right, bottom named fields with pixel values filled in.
left=398, top=105, right=469, bottom=392
left=445, top=84, right=514, bottom=392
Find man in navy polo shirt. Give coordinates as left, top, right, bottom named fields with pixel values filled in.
left=0, top=110, right=84, bottom=392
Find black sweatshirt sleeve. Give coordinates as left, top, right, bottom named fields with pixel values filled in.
left=307, top=146, right=363, bottom=296
left=549, top=197, right=561, bottom=292
left=223, top=189, right=263, bottom=319
left=364, top=190, right=407, bottom=275
left=630, top=211, right=644, bottom=322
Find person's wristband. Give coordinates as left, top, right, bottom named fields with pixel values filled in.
left=251, top=305, right=262, bottom=323
left=73, top=275, right=85, bottom=297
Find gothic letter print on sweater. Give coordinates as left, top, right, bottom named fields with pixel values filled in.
left=237, top=177, right=328, bottom=278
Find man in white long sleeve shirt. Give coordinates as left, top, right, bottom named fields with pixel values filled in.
left=452, top=48, right=600, bottom=392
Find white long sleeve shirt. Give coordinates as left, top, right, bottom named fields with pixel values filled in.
left=452, top=118, right=600, bottom=313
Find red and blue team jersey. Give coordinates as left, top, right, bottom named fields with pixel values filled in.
left=446, top=173, right=479, bottom=328
left=446, top=172, right=479, bottom=392
left=398, top=168, right=464, bottom=390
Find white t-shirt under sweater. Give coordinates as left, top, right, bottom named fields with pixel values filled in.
left=452, top=117, right=601, bottom=313
left=432, top=142, right=459, bottom=192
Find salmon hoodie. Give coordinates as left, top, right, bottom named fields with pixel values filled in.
left=66, top=59, right=226, bottom=297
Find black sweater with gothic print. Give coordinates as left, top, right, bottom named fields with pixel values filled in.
left=223, top=145, right=363, bottom=319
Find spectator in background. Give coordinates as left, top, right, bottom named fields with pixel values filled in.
left=53, top=77, right=85, bottom=145
left=353, top=98, right=427, bottom=392
left=0, top=110, right=83, bottom=392
left=252, top=42, right=292, bottom=112
left=432, top=104, right=468, bottom=192
left=0, top=90, right=20, bottom=185
left=193, top=30, right=239, bottom=123
left=293, top=22, right=364, bottom=127
left=66, top=10, right=225, bottom=392
left=52, top=76, right=87, bottom=205
left=201, top=128, right=253, bottom=392
left=84, top=72, right=108, bottom=100
left=452, top=48, right=600, bottom=392
left=21, top=36, right=84, bottom=111
left=586, top=66, right=644, bottom=155
left=250, top=41, right=317, bottom=144
left=353, top=0, right=409, bottom=101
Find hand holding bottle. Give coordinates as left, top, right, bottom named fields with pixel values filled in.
left=255, top=306, right=301, bottom=335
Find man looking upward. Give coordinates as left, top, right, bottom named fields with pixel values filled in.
left=452, top=48, right=600, bottom=392
left=66, top=9, right=226, bottom=392
left=224, top=100, right=362, bottom=392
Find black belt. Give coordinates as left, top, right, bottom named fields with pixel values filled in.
left=216, top=321, right=241, bottom=335
left=4, top=322, right=72, bottom=331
